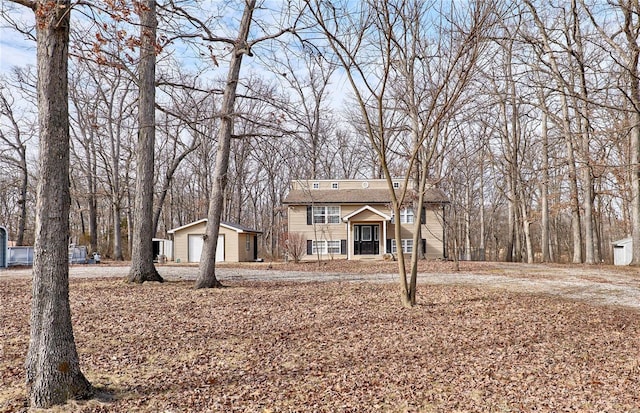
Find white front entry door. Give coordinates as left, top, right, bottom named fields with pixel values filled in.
left=188, top=234, right=224, bottom=262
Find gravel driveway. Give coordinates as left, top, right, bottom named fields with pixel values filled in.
left=3, top=262, right=640, bottom=310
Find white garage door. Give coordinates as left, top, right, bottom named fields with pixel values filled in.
left=187, top=234, right=224, bottom=262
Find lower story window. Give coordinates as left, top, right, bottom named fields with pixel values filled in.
left=312, top=240, right=326, bottom=255
left=312, top=240, right=342, bottom=255
left=311, top=240, right=340, bottom=255
left=327, top=240, right=341, bottom=254
left=391, top=239, right=414, bottom=254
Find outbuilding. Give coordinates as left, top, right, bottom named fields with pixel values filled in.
left=613, top=237, right=633, bottom=266
left=152, top=238, right=173, bottom=262
left=612, top=237, right=633, bottom=265
left=0, top=226, right=7, bottom=268
left=167, top=219, right=261, bottom=263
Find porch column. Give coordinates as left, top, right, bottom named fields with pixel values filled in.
left=382, top=220, right=387, bottom=254
left=347, top=221, right=351, bottom=259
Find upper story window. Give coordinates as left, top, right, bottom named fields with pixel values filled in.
left=400, top=208, right=415, bottom=224
left=393, top=182, right=400, bottom=189
left=331, top=182, right=339, bottom=189
left=391, top=208, right=415, bottom=224
left=313, top=206, right=340, bottom=224
left=312, top=182, right=320, bottom=189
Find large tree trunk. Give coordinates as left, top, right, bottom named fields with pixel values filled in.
left=128, top=0, right=163, bottom=283
left=195, top=0, right=256, bottom=289
left=25, top=0, right=93, bottom=406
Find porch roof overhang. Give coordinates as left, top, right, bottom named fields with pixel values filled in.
left=342, top=205, right=392, bottom=222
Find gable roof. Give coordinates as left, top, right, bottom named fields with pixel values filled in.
left=167, top=219, right=262, bottom=234
left=342, top=205, right=392, bottom=222
left=282, top=187, right=449, bottom=205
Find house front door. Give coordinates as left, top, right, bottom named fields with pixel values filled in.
left=354, top=224, right=379, bottom=255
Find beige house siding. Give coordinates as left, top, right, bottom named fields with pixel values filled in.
left=284, top=179, right=448, bottom=261
left=424, top=209, right=445, bottom=259
left=172, top=221, right=207, bottom=263
left=220, top=226, right=237, bottom=262
left=169, top=220, right=260, bottom=263
left=237, top=233, right=258, bottom=262
left=287, top=202, right=446, bottom=261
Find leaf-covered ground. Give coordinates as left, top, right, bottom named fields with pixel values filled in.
left=1, top=276, right=640, bottom=412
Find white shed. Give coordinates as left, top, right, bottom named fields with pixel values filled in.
left=613, top=237, right=633, bottom=266
left=152, top=238, right=173, bottom=261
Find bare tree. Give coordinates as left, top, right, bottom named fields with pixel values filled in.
left=196, top=0, right=257, bottom=288
left=582, top=0, right=640, bottom=265
left=308, top=0, right=496, bottom=306
left=128, top=0, right=163, bottom=283
left=194, top=0, right=298, bottom=288
left=285, top=231, right=306, bottom=262
left=524, top=1, right=583, bottom=263
left=267, top=47, right=337, bottom=179
left=6, top=0, right=94, bottom=406
left=0, top=82, right=32, bottom=245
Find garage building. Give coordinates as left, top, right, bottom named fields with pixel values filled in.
left=168, top=219, right=261, bottom=263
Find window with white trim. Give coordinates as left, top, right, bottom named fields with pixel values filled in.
left=312, top=182, right=320, bottom=189
left=331, top=182, right=339, bottom=189
left=312, top=240, right=341, bottom=255
left=391, top=208, right=415, bottom=224
left=313, top=206, right=340, bottom=224
left=393, top=182, right=400, bottom=189
left=400, top=208, right=415, bottom=224
left=327, top=240, right=341, bottom=254
left=312, top=240, right=326, bottom=254
left=391, top=239, right=414, bottom=254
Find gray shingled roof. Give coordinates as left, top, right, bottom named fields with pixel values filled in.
left=221, top=221, right=262, bottom=233
left=168, top=219, right=262, bottom=234
left=282, top=187, right=449, bottom=205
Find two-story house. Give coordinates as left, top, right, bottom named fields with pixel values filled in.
left=282, top=179, right=449, bottom=260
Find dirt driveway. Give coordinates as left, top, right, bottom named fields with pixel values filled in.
left=3, top=261, right=640, bottom=310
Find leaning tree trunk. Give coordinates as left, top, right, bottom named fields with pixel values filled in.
left=25, top=0, right=93, bottom=406
left=128, top=0, right=163, bottom=283
left=195, top=0, right=256, bottom=289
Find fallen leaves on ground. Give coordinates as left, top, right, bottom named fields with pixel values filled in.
left=1, top=276, right=640, bottom=412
